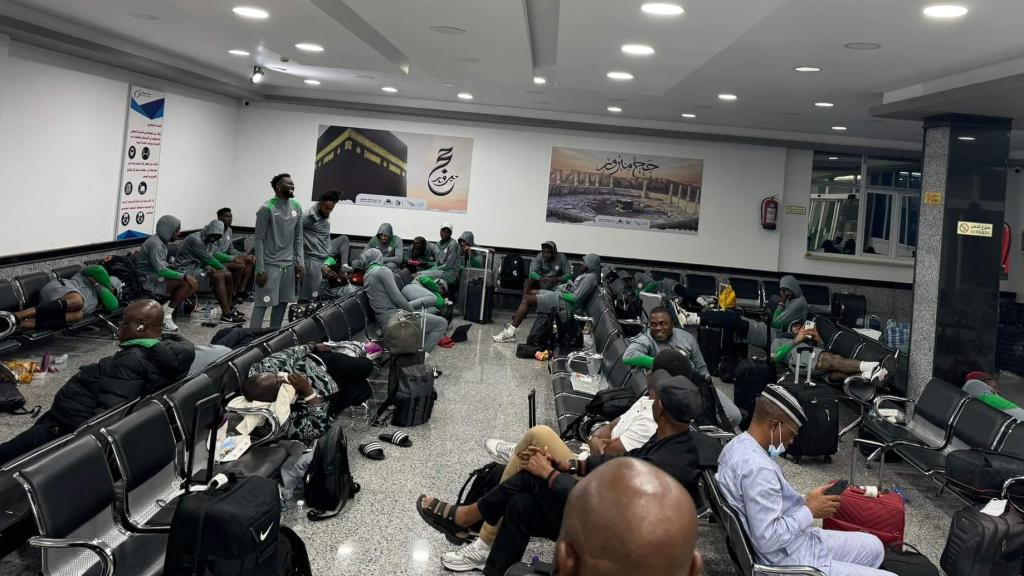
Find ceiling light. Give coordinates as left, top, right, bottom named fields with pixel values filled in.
left=794, top=66, right=821, bottom=72
left=443, top=83, right=459, bottom=87
left=455, top=57, right=482, bottom=63
left=268, top=66, right=287, bottom=71
left=641, top=3, right=685, bottom=16
left=295, top=43, right=324, bottom=53
left=681, top=113, right=696, bottom=118
left=607, top=106, right=622, bottom=113
left=430, top=25, right=466, bottom=34
left=533, top=76, right=547, bottom=85
left=355, top=74, right=376, bottom=80
left=607, top=71, right=634, bottom=81
left=923, top=4, right=968, bottom=18
left=958, top=136, right=976, bottom=141
left=457, top=92, right=474, bottom=100
left=250, top=65, right=264, bottom=84
left=129, top=13, right=159, bottom=20
left=814, top=102, right=834, bottom=108
left=228, top=49, right=250, bottom=56
left=717, top=93, right=738, bottom=101
left=232, top=6, right=269, bottom=19
left=828, top=156, right=839, bottom=160
left=843, top=42, right=881, bottom=50
left=831, top=126, right=847, bottom=131
left=304, top=79, right=321, bottom=86
left=621, top=44, right=655, bottom=56
left=381, top=86, right=398, bottom=93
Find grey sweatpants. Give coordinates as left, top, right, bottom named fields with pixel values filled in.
left=402, top=283, right=439, bottom=313
left=301, top=257, right=326, bottom=301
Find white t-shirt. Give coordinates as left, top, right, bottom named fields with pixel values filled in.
left=610, top=396, right=657, bottom=451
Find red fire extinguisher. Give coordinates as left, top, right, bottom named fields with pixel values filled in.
left=761, top=196, right=779, bottom=230
left=1001, top=222, right=1011, bottom=279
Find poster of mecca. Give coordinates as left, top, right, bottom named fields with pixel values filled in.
left=546, top=146, right=703, bottom=234
left=312, top=124, right=473, bottom=213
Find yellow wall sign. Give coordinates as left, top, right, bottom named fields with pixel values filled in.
left=924, top=191, right=943, bottom=205
left=957, top=221, right=993, bottom=237
left=785, top=205, right=807, bottom=215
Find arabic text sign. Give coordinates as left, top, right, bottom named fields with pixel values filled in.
left=957, top=221, right=993, bottom=237
left=546, top=146, right=704, bottom=235
left=115, top=86, right=164, bottom=240
left=312, top=124, right=474, bottom=213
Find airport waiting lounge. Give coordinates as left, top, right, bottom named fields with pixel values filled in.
left=2, top=1, right=1024, bottom=575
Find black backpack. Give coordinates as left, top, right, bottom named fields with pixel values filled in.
left=0, top=380, right=40, bottom=416
left=101, top=254, right=144, bottom=301
left=277, top=526, right=312, bottom=576
left=392, top=365, right=436, bottom=427
left=562, top=387, right=639, bottom=442
left=500, top=255, right=527, bottom=291
left=455, top=462, right=506, bottom=531
left=303, top=417, right=360, bottom=521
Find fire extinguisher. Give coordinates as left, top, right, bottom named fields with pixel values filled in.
left=761, top=196, right=779, bottom=230
left=1001, top=222, right=1011, bottom=279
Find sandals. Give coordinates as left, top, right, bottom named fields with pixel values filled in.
left=415, top=495, right=472, bottom=544
left=358, top=441, right=385, bottom=460
left=379, top=431, right=413, bottom=447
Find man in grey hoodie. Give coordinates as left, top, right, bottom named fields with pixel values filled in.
left=366, top=223, right=404, bottom=270
left=493, top=253, right=601, bottom=343
left=525, top=241, right=572, bottom=292
left=176, top=220, right=245, bottom=324
left=362, top=248, right=447, bottom=377
left=299, top=190, right=340, bottom=302
left=252, top=173, right=305, bottom=329
left=134, top=214, right=198, bottom=332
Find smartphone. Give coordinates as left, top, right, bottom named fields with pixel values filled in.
left=825, top=479, right=849, bottom=496
left=804, top=320, right=816, bottom=331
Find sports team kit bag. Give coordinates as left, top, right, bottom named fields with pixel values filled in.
left=879, top=542, right=939, bottom=576
left=944, top=448, right=1024, bottom=502
left=303, top=417, right=360, bottom=521
left=941, top=496, right=1024, bottom=576
left=382, top=311, right=425, bottom=355
left=455, top=461, right=506, bottom=531
left=392, top=364, right=436, bottom=427
left=499, top=254, right=527, bottom=291
left=782, top=346, right=839, bottom=463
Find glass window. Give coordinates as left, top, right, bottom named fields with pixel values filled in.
left=898, top=194, right=920, bottom=258
left=807, top=152, right=861, bottom=254
left=863, top=192, right=892, bottom=256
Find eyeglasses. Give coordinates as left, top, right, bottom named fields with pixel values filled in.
left=781, top=421, right=799, bottom=438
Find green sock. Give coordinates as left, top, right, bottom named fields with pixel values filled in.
left=95, top=285, right=120, bottom=312
left=418, top=275, right=443, bottom=296
left=435, top=294, right=446, bottom=309
left=82, top=265, right=113, bottom=290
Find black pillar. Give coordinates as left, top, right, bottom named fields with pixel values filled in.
left=909, top=114, right=1012, bottom=397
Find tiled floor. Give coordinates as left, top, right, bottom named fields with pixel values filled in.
left=0, top=306, right=999, bottom=575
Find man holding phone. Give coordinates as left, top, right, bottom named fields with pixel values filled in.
left=771, top=318, right=894, bottom=385
left=717, top=385, right=896, bottom=576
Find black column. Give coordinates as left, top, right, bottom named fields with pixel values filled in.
left=909, top=114, right=1012, bottom=397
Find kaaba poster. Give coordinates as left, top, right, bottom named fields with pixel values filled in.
left=546, top=146, right=703, bottom=234
left=312, top=125, right=473, bottom=213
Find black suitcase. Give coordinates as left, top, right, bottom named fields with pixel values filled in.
left=500, top=254, right=527, bottom=291
left=783, top=352, right=839, bottom=463
left=464, top=278, right=493, bottom=324
left=392, top=364, right=436, bottom=427
left=733, top=359, right=775, bottom=427
left=303, top=417, right=360, bottom=521
left=831, top=293, right=867, bottom=327
left=696, top=326, right=724, bottom=377
left=941, top=500, right=1024, bottom=576
left=945, top=449, right=1024, bottom=502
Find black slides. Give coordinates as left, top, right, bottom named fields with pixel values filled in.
left=358, top=441, right=385, bottom=461
left=379, top=431, right=413, bottom=448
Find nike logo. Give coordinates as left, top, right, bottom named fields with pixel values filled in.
left=259, top=523, right=274, bottom=541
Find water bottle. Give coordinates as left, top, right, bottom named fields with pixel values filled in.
left=295, top=499, right=306, bottom=518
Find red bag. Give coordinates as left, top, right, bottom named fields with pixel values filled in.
left=823, top=486, right=905, bottom=545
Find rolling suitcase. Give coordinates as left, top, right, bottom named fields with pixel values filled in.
left=464, top=278, right=493, bottom=324
left=783, top=347, right=839, bottom=463
left=941, top=498, right=1024, bottom=576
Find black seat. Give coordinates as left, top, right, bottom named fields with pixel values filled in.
left=802, top=284, right=832, bottom=315
left=827, top=331, right=862, bottom=359
left=897, top=399, right=1013, bottom=476
left=605, top=361, right=634, bottom=390
left=51, top=265, right=82, bottom=280
left=1001, top=422, right=1024, bottom=457
left=262, top=330, right=298, bottom=354
left=15, top=271, right=55, bottom=307
left=316, top=306, right=349, bottom=342
left=761, top=280, right=780, bottom=304
left=551, top=374, right=574, bottom=397
left=0, top=279, right=22, bottom=312
left=684, top=274, right=717, bottom=299
left=600, top=337, right=628, bottom=373
left=222, top=348, right=266, bottom=396
left=16, top=436, right=165, bottom=576
left=728, top=277, right=761, bottom=308
left=342, top=295, right=367, bottom=336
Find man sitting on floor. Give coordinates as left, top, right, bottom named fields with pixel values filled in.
left=1, top=266, right=122, bottom=333
left=415, top=370, right=702, bottom=576
left=0, top=299, right=195, bottom=464
left=717, top=385, right=895, bottom=576
left=771, top=318, right=893, bottom=385
left=557, top=458, right=704, bottom=576
left=624, top=306, right=742, bottom=431
left=449, top=350, right=694, bottom=572
left=493, top=253, right=601, bottom=343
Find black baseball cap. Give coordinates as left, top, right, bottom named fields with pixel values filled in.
left=651, top=371, right=702, bottom=423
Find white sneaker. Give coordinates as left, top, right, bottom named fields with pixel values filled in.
left=162, top=309, right=179, bottom=332
left=681, top=311, right=701, bottom=326
left=441, top=538, right=490, bottom=572
left=868, top=366, right=889, bottom=386
left=484, top=439, right=516, bottom=465
left=491, top=324, right=517, bottom=343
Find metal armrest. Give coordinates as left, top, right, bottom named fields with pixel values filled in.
left=697, top=425, right=736, bottom=440
left=1003, top=475, right=1024, bottom=499
left=753, top=564, right=826, bottom=576
left=30, top=536, right=115, bottom=576
left=224, top=406, right=282, bottom=447
left=871, top=394, right=912, bottom=413
left=619, top=318, right=643, bottom=326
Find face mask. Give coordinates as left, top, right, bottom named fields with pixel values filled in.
left=768, top=422, right=786, bottom=459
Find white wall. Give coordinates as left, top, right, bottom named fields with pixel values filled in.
left=0, top=43, right=238, bottom=257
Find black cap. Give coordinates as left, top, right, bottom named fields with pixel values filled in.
left=651, top=372, right=702, bottom=423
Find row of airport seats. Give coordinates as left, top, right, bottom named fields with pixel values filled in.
left=0, top=289, right=377, bottom=575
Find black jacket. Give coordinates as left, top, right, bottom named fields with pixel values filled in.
left=51, top=334, right=195, bottom=431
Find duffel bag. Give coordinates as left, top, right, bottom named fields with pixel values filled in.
left=946, top=449, right=1024, bottom=502
left=382, top=312, right=424, bottom=355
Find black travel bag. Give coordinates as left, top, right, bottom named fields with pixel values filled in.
left=464, top=278, right=493, bottom=324
left=945, top=449, right=1024, bottom=502
left=505, top=560, right=555, bottom=576
left=277, top=526, right=313, bottom=576
left=695, top=326, right=724, bottom=377
left=880, top=542, right=939, bottom=576
left=831, top=293, right=867, bottom=327
left=500, top=254, right=528, bottom=291
left=733, top=359, right=774, bottom=426
left=392, top=364, right=436, bottom=427
left=783, top=349, right=839, bottom=463
left=303, top=417, right=360, bottom=521
left=941, top=498, right=1024, bottom=576
left=455, top=461, right=506, bottom=531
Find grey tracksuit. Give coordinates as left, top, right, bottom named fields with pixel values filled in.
left=134, top=215, right=181, bottom=292
left=176, top=220, right=225, bottom=277
left=362, top=248, right=447, bottom=353
left=254, top=197, right=304, bottom=273
left=530, top=240, right=571, bottom=285
left=39, top=273, right=124, bottom=317
left=420, top=237, right=462, bottom=286
left=215, top=224, right=243, bottom=256
left=365, top=223, right=403, bottom=270
left=301, top=205, right=332, bottom=300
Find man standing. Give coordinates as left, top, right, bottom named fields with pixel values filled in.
left=299, top=190, right=340, bottom=303
left=175, top=220, right=245, bottom=324
left=252, top=173, right=304, bottom=329
left=215, top=207, right=256, bottom=299
left=133, top=215, right=198, bottom=332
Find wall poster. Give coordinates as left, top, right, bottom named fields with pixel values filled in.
left=115, top=85, right=165, bottom=240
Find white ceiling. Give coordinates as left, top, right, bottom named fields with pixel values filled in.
left=7, top=0, right=1024, bottom=150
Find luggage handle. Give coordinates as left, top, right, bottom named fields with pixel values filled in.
left=528, top=388, right=536, bottom=429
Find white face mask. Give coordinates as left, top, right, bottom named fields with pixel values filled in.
left=768, top=421, right=786, bottom=459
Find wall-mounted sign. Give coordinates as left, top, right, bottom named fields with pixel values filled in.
left=956, top=221, right=993, bottom=237
left=785, top=205, right=807, bottom=215
left=924, top=191, right=943, bottom=205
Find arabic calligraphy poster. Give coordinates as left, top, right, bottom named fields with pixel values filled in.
left=115, top=85, right=165, bottom=240
left=312, top=124, right=473, bottom=213
left=546, top=146, right=703, bottom=234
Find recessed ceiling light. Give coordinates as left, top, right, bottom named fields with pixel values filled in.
left=607, top=106, right=622, bottom=113
left=923, top=4, right=968, bottom=18
left=430, top=25, right=467, bottom=34
left=250, top=65, right=264, bottom=84
left=641, top=3, right=685, bottom=16
left=844, top=42, right=881, bottom=50
left=232, top=6, right=269, bottom=19
left=681, top=113, right=696, bottom=118
left=828, top=156, right=839, bottom=160
left=295, top=43, right=324, bottom=53
left=304, top=79, right=321, bottom=86
left=794, top=66, right=821, bottom=72
left=443, top=83, right=459, bottom=87
left=607, top=71, right=634, bottom=81
left=228, top=49, right=250, bottom=56
left=355, top=74, right=376, bottom=80
left=533, top=76, right=547, bottom=85
left=455, top=57, right=482, bottom=63
left=621, top=44, right=655, bottom=56
left=381, top=86, right=398, bottom=93
left=268, top=66, right=287, bottom=71
left=814, top=102, right=835, bottom=108
left=129, top=13, right=159, bottom=20
left=958, top=136, right=976, bottom=141
left=831, top=126, right=848, bottom=131
left=457, top=92, right=474, bottom=100
left=717, top=93, right=738, bottom=101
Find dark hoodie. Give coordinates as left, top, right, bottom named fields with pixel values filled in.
left=530, top=240, right=571, bottom=282
left=177, top=220, right=227, bottom=272
left=366, top=223, right=403, bottom=268
left=135, top=215, right=184, bottom=281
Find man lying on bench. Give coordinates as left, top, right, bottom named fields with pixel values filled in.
left=771, top=318, right=894, bottom=386
left=0, top=265, right=122, bottom=334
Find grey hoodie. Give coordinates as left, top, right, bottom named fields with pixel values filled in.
left=215, top=223, right=242, bottom=256
left=558, top=253, right=601, bottom=310
left=624, top=328, right=710, bottom=378
left=302, top=204, right=333, bottom=261
left=771, top=275, right=809, bottom=338
left=254, top=197, right=304, bottom=272
left=429, top=236, right=461, bottom=284
left=135, top=215, right=181, bottom=279
left=530, top=241, right=571, bottom=281
left=362, top=247, right=413, bottom=321
left=177, top=220, right=225, bottom=272
left=366, top=223, right=403, bottom=268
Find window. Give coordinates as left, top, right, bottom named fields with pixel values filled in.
left=806, top=152, right=921, bottom=261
